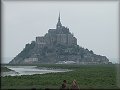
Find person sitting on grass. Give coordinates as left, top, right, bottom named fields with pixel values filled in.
left=70, top=79, right=80, bottom=90
left=60, top=80, right=69, bottom=90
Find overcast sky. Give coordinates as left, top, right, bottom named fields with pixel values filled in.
left=2, top=1, right=119, bottom=63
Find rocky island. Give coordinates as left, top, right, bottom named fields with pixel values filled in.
left=9, top=13, right=110, bottom=64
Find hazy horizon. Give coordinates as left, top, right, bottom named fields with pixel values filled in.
left=2, top=1, right=119, bottom=63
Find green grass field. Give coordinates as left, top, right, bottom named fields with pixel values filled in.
left=1, top=64, right=120, bottom=89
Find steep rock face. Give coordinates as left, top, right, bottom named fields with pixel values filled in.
left=9, top=13, right=110, bottom=64
left=9, top=41, right=36, bottom=64
left=9, top=43, right=110, bottom=64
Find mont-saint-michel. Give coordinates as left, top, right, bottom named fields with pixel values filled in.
left=9, top=13, right=110, bottom=64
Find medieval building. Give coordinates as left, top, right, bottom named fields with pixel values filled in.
left=36, top=13, right=77, bottom=48
left=9, top=13, right=110, bottom=64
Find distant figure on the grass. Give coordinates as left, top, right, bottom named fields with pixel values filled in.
left=60, top=80, right=69, bottom=90
left=70, top=79, right=80, bottom=90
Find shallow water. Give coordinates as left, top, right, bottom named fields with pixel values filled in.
left=2, top=66, right=71, bottom=76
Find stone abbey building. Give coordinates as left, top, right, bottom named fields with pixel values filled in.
left=9, top=13, right=110, bottom=64
left=36, top=13, right=77, bottom=48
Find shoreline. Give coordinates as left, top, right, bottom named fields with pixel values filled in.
left=1, top=64, right=119, bottom=89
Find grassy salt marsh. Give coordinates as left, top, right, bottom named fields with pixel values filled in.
left=1, top=64, right=120, bottom=89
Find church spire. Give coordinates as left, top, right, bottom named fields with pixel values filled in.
left=56, top=12, right=62, bottom=29
left=58, top=12, right=60, bottom=22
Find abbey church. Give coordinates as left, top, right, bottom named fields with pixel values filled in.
left=36, top=13, right=77, bottom=48
left=9, top=13, right=110, bottom=64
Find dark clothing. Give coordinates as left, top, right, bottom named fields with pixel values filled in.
left=60, top=83, right=69, bottom=90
